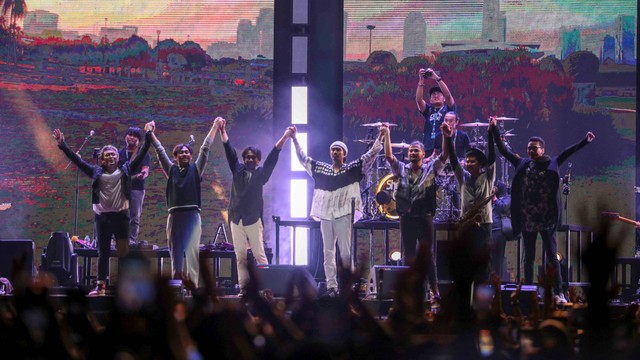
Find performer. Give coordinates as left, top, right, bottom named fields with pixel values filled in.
left=438, top=111, right=471, bottom=213
left=490, top=181, right=514, bottom=280
left=149, top=119, right=218, bottom=287
left=292, top=126, right=383, bottom=298
left=491, top=118, right=595, bottom=304
left=436, top=111, right=470, bottom=160
left=442, top=120, right=496, bottom=284
left=219, top=118, right=294, bottom=296
left=381, top=124, right=443, bottom=299
left=416, top=67, right=456, bottom=155
left=53, top=124, right=153, bottom=296
left=118, top=126, right=151, bottom=245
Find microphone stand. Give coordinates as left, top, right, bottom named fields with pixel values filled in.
left=562, top=163, right=572, bottom=225
left=70, top=134, right=93, bottom=236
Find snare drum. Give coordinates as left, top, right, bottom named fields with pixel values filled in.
left=375, top=173, right=399, bottom=220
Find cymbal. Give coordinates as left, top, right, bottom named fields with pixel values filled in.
left=458, top=122, right=489, bottom=127
left=469, top=141, right=487, bottom=147
left=494, top=116, right=519, bottom=121
left=391, top=142, right=410, bottom=149
left=360, top=122, right=397, bottom=127
left=502, top=133, right=517, bottom=137
left=353, top=139, right=374, bottom=144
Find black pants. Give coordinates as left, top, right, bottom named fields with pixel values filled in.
left=522, top=227, right=562, bottom=294
left=400, top=214, right=438, bottom=291
left=95, top=210, right=129, bottom=281
left=491, top=229, right=508, bottom=280
left=471, top=223, right=492, bottom=285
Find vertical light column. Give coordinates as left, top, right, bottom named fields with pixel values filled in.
left=290, top=1, right=309, bottom=265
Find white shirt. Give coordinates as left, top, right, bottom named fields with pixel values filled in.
left=93, top=168, right=129, bottom=214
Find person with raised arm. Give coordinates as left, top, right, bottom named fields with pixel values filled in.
left=416, top=67, right=456, bottom=157
left=381, top=123, right=444, bottom=300
left=118, top=126, right=151, bottom=245
left=148, top=119, right=219, bottom=287
left=53, top=123, right=153, bottom=296
left=218, top=118, right=294, bottom=296
left=291, top=125, right=383, bottom=297
left=491, top=117, right=595, bottom=304
left=442, top=120, right=496, bottom=284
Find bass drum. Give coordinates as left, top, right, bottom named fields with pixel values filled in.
left=375, top=173, right=399, bottom=220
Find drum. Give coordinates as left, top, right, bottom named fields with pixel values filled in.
left=375, top=173, right=399, bottom=220
left=434, top=173, right=460, bottom=222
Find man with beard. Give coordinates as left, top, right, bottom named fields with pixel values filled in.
left=118, top=126, right=151, bottom=245
left=218, top=118, right=294, bottom=296
left=381, top=124, right=444, bottom=300
left=53, top=123, right=153, bottom=296
left=292, top=125, right=383, bottom=298
left=491, top=118, right=595, bottom=304
left=149, top=119, right=219, bottom=287
left=416, top=67, right=456, bottom=156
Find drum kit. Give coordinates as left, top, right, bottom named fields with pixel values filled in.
left=355, top=116, right=519, bottom=222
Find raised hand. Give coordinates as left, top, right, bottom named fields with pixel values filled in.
left=144, top=121, right=155, bottom=132
left=288, top=125, right=298, bottom=138
left=440, top=122, right=452, bottom=137
left=378, top=123, right=390, bottom=136
left=419, top=67, right=437, bottom=80
left=53, top=129, right=64, bottom=144
left=283, top=126, right=294, bottom=138
left=213, top=117, right=225, bottom=131
left=586, top=131, right=595, bottom=143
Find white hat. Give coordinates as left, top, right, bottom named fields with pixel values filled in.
left=330, top=141, right=348, bottom=156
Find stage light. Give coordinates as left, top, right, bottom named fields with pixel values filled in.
left=291, top=132, right=307, bottom=171
left=291, top=86, right=308, bottom=124
left=292, top=0, right=309, bottom=24
left=290, top=179, right=308, bottom=218
left=291, top=227, right=308, bottom=266
left=390, top=251, right=401, bottom=262
left=292, top=36, right=308, bottom=74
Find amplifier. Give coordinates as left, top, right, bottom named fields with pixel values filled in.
left=367, top=265, right=409, bottom=300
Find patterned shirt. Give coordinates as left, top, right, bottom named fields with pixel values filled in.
left=522, top=157, right=556, bottom=231
left=296, top=140, right=382, bottom=221
left=390, top=157, right=443, bottom=217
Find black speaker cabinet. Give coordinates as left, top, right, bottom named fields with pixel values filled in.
left=0, top=239, right=34, bottom=281
left=255, top=264, right=317, bottom=297
left=500, top=284, right=538, bottom=315
left=368, top=265, right=409, bottom=300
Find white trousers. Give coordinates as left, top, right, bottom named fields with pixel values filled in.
left=320, top=215, right=353, bottom=289
left=231, top=219, right=268, bottom=289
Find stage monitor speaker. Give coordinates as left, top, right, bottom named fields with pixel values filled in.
left=255, top=264, right=317, bottom=297
left=0, top=239, right=34, bottom=281
left=367, top=265, right=409, bottom=300
left=500, top=284, right=537, bottom=315
left=41, top=232, right=79, bottom=286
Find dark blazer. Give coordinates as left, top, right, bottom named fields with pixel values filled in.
left=492, top=126, right=589, bottom=237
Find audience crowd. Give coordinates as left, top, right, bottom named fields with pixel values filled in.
left=1, top=226, right=639, bottom=360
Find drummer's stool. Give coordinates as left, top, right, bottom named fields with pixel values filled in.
left=612, top=257, right=640, bottom=301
